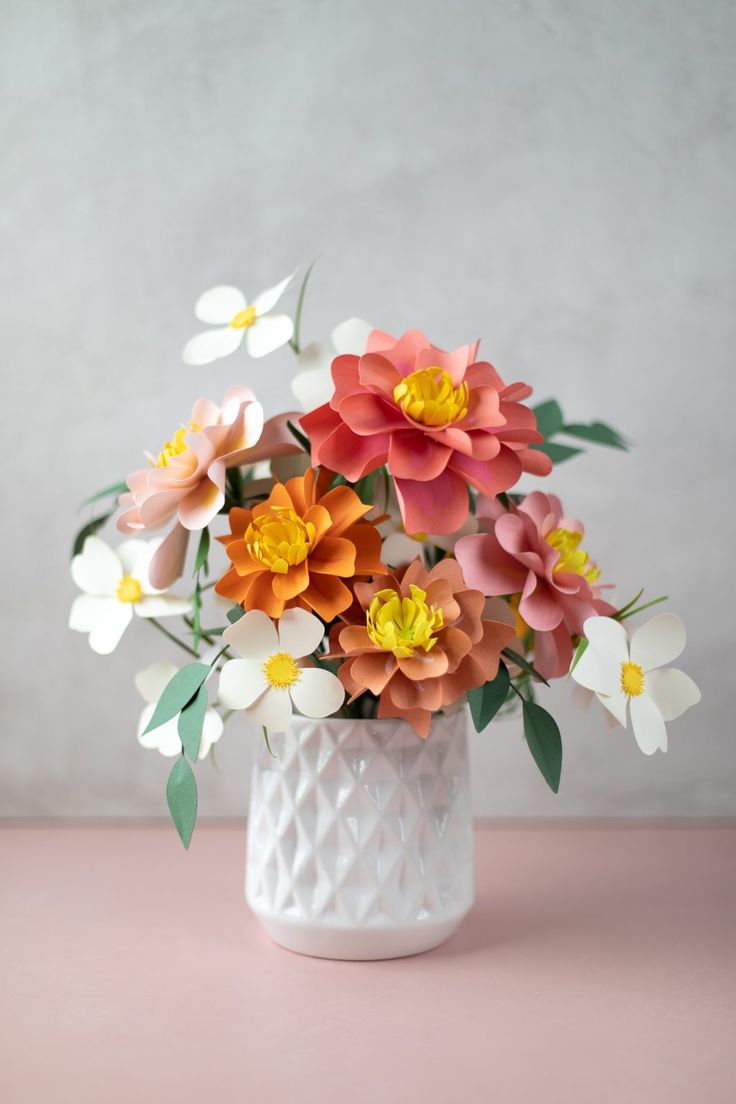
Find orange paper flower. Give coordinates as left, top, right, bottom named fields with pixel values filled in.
left=215, top=468, right=385, bottom=621
left=331, top=558, right=515, bottom=738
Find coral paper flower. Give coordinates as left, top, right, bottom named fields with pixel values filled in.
left=182, top=276, right=294, bottom=365
left=455, top=491, right=614, bottom=680
left=571, top=614, right=701, bottom=754
left=136, top=661, right=223, bottom=758
left=291, top=318, right=373, bottom=410
left=300, top=329, right=551, bottom=536
left=331, top=558, right=515, bottom=738
left=218, top=609, right=345, bottom=732
left=69, top=537, right=191, bottom=655
left=215, top=468, right=385, bottom=621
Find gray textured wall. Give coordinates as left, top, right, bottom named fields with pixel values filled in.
left=2, top=0, right=734, bottom=819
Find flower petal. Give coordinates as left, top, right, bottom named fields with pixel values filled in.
left=645, top=668, right=701, bottom=721
left=88, top=601, right=133, bottom=655
left=137, top=706, right=182, bottom=756
left=134, top=661, right=179, bottom=705
left=194, top=286, right=246, bottom=324
left=276, top=608, right=325, bottom=659
left=332, top=318, right=373, bottom=355
left=630, top=694, right=668, bottom=755
left=630, top=613, right=686, bottom=671
left=290, top=667, right=345, bottom=719
left=71, top=536, right=122, bottom=596
left=135, top=595, right=192, bottom=619
left=218, top=658, right=268, bottom=710
left=199, top=708, right=224, bottom=758
left=246, top=686, right=293, bottom=732
left=223, top=608, right=279, bottom=658
left=182, top=327, right=244, bottom=366
left=595, top=688, right=628, bottom=727
left=246, top=314, right=294, bottom=358
left=252, top=272, right=295, bottom=316
left=584, top=616, right=630, bottom=666
left=292, top=365, right=333, bottom=412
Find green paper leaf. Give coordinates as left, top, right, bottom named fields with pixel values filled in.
left=78, top=481, right=127, bottom=510
left=286, top=419, right=311, bottom=453
left=226, top=606, right=245, bottom=625
left=143, top=663, right=210, bottom=736
left=532, top=399, right=564, bottom=440
left=522, top=700, right=562, bottom=793
left=167, top=755, right=198, bottom=849
left=178, top=685, right=208, bottom=762
left=193, top=528, right=210, bottom=576
left=563, top=421, right=628, bottom=450
left=502, top=649, right=550, bottom=686
left=467, top=662, right=510, bottom=732
left=530, top=442, right=583, bottom=464
left=291, top=257, right=319, bottom=354
left=71, top=512, right=113, bottom=558
left=570, top=636, right=588, bottom=673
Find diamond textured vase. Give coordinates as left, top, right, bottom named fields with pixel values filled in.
left=246, top=710, right=474, bottom=960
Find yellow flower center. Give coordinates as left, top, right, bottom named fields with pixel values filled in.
left=546, top=528, right=601, bottom=584
left=230, top=305, right=257, bottom=329
left=116, top=575, right=142, bottom=604
left=366, top=585, right=444, bottom=658
left=245, top=508, right=316, bottom=575
left=151, top=422, right=201, bottom=468
left=393, top=367, right=469, bottom=427
left=620, top=660, right=645, bottom=697
left=263, top=651, right=301, bottom=689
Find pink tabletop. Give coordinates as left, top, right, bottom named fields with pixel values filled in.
left=1, top=823, right=734, bottom=1103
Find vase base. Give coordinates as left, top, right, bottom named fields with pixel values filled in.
left=250, top=907, right=470, bottom=961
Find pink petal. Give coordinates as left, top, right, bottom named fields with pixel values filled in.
left=149, top=523, right=190, bottom=588
left=449, top=448, right=522, bottom=499
left=337, top=392, right=406, bottom=435
left=387, top=431, right=452, bottom=481
left=394, top=469, right=470, bottom=535
left=454, top=533, right=528, bottom=595
left=178, top=479, right=225, bottom=531
left=317, top=422, right=389, bottom=482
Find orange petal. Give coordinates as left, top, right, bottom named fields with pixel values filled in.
left=272, top=560, right=310, bottom=600
left=308, top=536, right=357, bottom=577
left=350, top=651, right=396, bottom=695
left=396, top=648, right=449, bottom=683
left=241, top=571, right=286, bottom=618
left=252, top=482, right=293, bottom=517
left=316, top=485, right=371, bottom=536
left=377, top=692, right=432, bottom=739
left=337, top=625, right=375, bottom=654
left=301, top=573, right=352, bottom=621
left=346, top=523, right=386, bottom=576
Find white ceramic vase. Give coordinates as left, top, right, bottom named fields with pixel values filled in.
left=245, top=709, right=474, bottom=960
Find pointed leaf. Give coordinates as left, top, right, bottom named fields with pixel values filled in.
left=193, top=528, right=210, bottom=576
left=530, top=442, right=583, bottom=464
left=286, top=419, right=311, bottom=452
left=522, top=700, right=562, bottom=793
left=532, top=399, right=564, bottom=439
left=502, top=648, right=550, bottom=686
left=226, top=606, right=245, bottom=625
left=166, top=756, right=198, bottom=849
left=563, top=421, right=628, bottom=449
left=178, top=685, right=208, bottom=761
left=78, top=481, right=128, bottom=510
left=570, top=636, right=588, bottom=674
left=143, top=663, right=210, bottom=735
left=71, top=512, right=113, bottom=558
left=467, top=662, right=510, bottom=732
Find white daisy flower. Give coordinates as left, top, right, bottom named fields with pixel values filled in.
left=69, top=536, right=191, bottom=655
left=571, top=614, right=701, bottom=755
left=291, top=317, right=373, bottom=410
left=182, top=274, right=295, bottom=365
left=135, top=661, right=223, bottom=758
left=217, top=608, right=344, bottom=732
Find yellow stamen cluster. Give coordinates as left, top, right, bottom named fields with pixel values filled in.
left=116, top=576, right=143, bottom=604
left=230, top=305, right=257, bottom=329
left=263, top=651, right=301, bottom=689
left=152, top=422, right=201, bottom=468
left=366, top=585, right=444, bottom=658
left=546, top=528, right=601, bottom=584
left=393, top=367, right=469, bottom=427
left=245, top=508, right=315, bottom=575
left=620, top=660, right=645, bottom=697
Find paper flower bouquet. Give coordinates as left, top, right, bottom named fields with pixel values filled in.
left=69, top=266, right=701, bottom=958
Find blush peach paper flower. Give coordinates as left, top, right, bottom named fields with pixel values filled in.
left=331, top=558, right=515, bottom=738
left=455, top=491, right=614, bottom=680
left=300, top=329, right=552, bottom=536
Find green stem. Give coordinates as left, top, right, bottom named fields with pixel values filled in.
left=147, top=617, right=199, bottom=658
left=616, top=594, right=668, bottom=621
left=288, top=258, right=318, bottom=356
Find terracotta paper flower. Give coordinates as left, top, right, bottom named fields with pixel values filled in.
left=330, top=558, right=515, bottom=738
left=182, top=275, right=294, bottom=365
left=455, top=491, right=614, bottom=680
left=215, top=468, right=385, bottom=621
left=571, top=615, right=700, bottom=754
left=300, top=329, right=551, bottom=536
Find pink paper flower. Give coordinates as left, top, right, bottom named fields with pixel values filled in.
left=455, top=491, right=614, bottom=679
left=117, top=387, right=299, bottom=587
left=300, top=329, right=551, bottom=536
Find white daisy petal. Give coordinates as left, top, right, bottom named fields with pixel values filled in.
left=69, top=594, right=112, bottom=633
left=135, top=595, right=192, bottom=619
left=251, top=272, right=295, bottom=316
left=223, top=609, right=278, bottom=658
left=88, top=602, right=133, bottom=655
left=218, top=658, right=268, bottom=710
left=116, top=539, right=150, bottom=578
left=137, top=706, right=183, bottom=756
left=290, top=667, right=345, bottom=719
left=296, top=340, right=332, bottom=373
left=630, top=613, right=686, bottom=671
left=182, top=327, right=244, bottom=366
left=246, top=314, right=294, bottom=358
left=276, top=609, right=325, bottom=659
left=194, top=285, right=246, bottom=325
left=645, top=668, right=701, bottom=722
left=571, top=641, right=620, bottom=697
left=199, top=708, right=224, bottom=758
left=583, top=616, right=630, bottom=665
left=291, top=365, right=334, bottom=411
left=382, top=532, right=424, bottom=568
left=135, top=662, right=179, bottom=706
left=630, top=694, right=668, bottom=755
left=595, top=688, right=628, bottom=728
left=245, top=686, right=293, bottom=733
left=331, top=317, right=373, bottom=355
left=71, top=537, right=122, bottom=596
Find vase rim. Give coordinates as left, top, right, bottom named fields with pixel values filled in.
left=288, top=708, right=466, bottom=733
